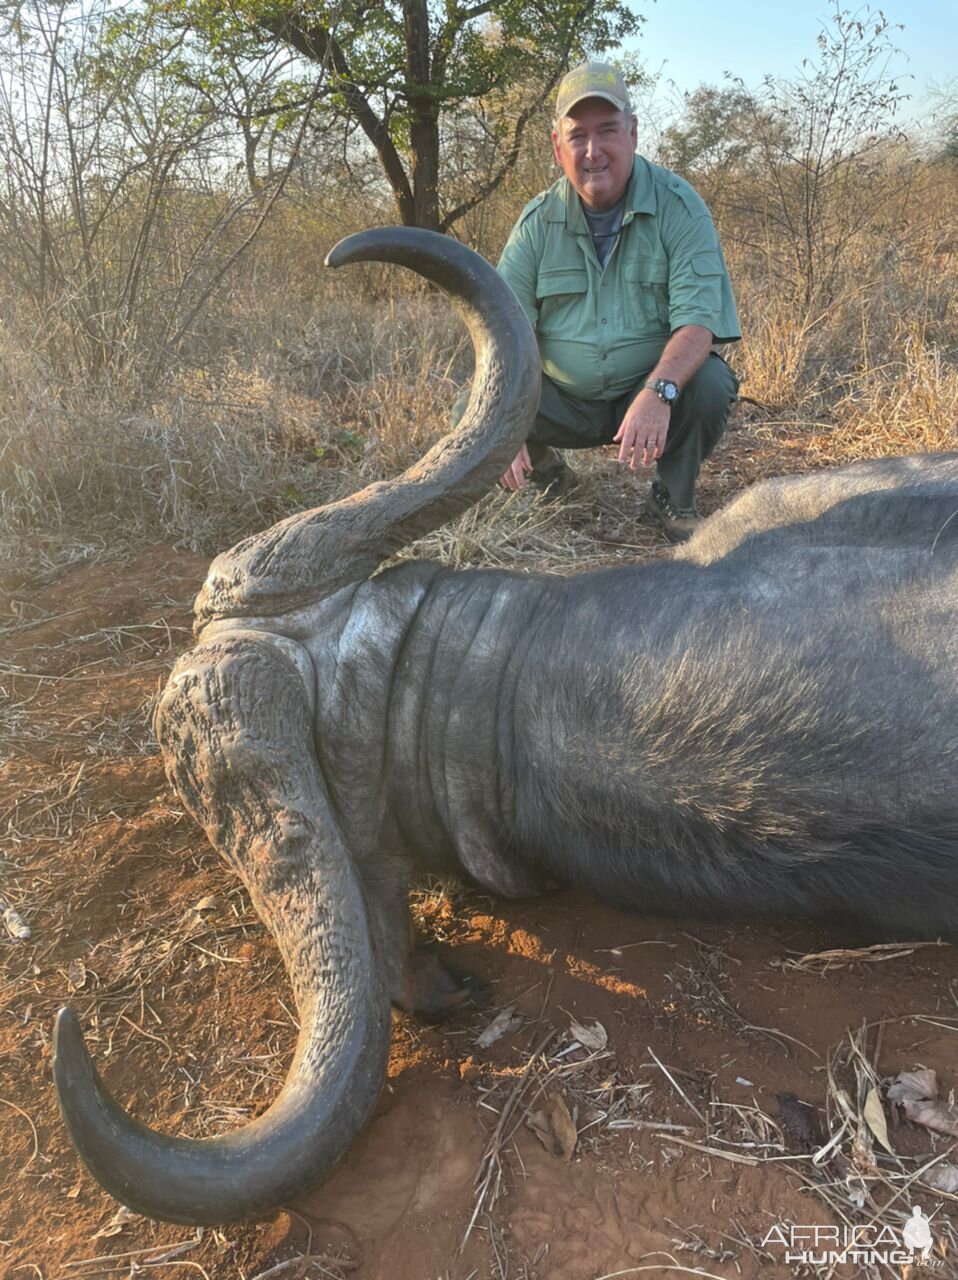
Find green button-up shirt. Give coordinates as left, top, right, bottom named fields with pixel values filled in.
left=497, top=156, right=740, bottom=401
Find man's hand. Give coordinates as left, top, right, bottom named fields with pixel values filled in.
left=500, top=442, right=533, bottom=491
left=613, top=389, right=670, bottom=470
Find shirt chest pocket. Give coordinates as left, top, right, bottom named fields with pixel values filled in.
left=535, top=267, right=588, bottom=337
left=623, top=259, right=670, bottom=329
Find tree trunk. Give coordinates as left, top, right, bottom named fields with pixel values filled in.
left=403, top=0, right=441, bottom=231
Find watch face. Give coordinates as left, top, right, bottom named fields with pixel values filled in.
left=663, top=381, right=678, bottom=401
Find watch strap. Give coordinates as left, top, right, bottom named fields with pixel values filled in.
left=647, top=378, right=679, bottom=406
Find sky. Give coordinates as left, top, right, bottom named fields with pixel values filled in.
left=630, top=0, right=957, bottom=129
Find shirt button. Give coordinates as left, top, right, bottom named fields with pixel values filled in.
left=601, top=353, right=608, bottom=360
left=600, top=318, right=608, bottom=324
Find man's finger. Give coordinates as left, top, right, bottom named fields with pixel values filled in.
left=615, top=429, right=635, bottom=467
left=500, top=445, right=532, bottom=491
left=641, top=432, right=665, bottom=468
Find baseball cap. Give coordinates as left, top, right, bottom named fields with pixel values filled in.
left=555, top=60, right=631, bottom=118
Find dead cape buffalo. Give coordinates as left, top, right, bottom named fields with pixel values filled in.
left=53, top=228, right=958, bottom=1227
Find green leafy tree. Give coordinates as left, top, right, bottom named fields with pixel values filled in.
left=661, top=85, right=764, bottom=177
left=109, top=0, right=642, bottom=232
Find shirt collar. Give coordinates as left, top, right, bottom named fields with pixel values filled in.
left=624, top=155, right=657, bottom=217
left=547, top=157, right=658, bottom=230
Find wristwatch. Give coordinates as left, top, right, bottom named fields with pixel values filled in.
left=647, top=378, right=679, bottom=407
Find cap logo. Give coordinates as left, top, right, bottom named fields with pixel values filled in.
left=566, top=69, right=618, bottom=94
left=555, top=61, right=630, bottom=117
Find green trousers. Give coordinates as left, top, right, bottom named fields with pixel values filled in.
left=454, top=352, right=738, bottom=508
left=529, top=353, right=738, bottom=508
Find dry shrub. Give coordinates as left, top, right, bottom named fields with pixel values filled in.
left=725, top=184, right=958, bottom=439
left=0, top=263, right=476, bottom=577
left=731, top=289, right=823, bottom=410
left=820, top=318, right=958, bottom=461
left=3, top=144, right=958, bottom=584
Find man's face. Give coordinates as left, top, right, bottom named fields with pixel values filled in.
left=551, top=99, right=637, bottom=210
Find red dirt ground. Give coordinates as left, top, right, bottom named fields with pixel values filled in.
left=2, top=432, right=956, bottom=1280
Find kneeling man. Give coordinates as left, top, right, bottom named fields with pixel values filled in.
left=497, top=60, right=741, bottom=542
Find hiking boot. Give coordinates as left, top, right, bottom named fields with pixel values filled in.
left=646, top=479, right=702, bottom=543
left=528, top=446, right=577, bottom=499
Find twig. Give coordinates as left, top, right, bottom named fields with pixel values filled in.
left=248, top=1255, right=359, bottom=1280
left=653, top=1133, right=806, bottom=1167
left=65, top=1234, right=203, bottom=1269
left=119, top=1013, right=173, bottom=1061
left=0, top=1095, right=39, bottom=1167
left=463, top=1028, right=556, bottom=1249
left=593, top=1261, right=731, bottom=1279
left=775, top=940, right=948, bottom=973
left=593, top=940, right=678, bottom=954
left=646, top=1047, right=706, bottom=1125
left=610, top=1120, right=694, bottom=1133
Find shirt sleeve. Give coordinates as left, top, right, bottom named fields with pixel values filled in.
left=662, top=200, right=740, bottom=343
left=497, top=213, right=541, bottom=332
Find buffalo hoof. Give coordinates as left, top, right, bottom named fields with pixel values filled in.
left=405, top=945, right=490, bottom=1020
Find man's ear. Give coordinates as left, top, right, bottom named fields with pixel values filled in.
left=630, top=114, right=638, bottom=148
left=551, top=129, right=564, bottom=167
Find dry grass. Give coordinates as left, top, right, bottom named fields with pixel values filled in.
left=820, top=318, right=958, bottom=460
left=2, top=163, right=957, bottom=591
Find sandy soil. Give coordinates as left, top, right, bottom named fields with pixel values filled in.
left=2, top=429, right=956, bottom=1280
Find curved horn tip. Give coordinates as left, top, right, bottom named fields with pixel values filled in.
left=53, top=1005, right=88, bottom=1086
left=54, top=1004, right=80, bottom=1050
left=324, top=226, right=447, bottom=271
left=324, top=227, right=381, bottom=270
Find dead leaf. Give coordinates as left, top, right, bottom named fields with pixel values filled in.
left=182, top=894, right=220, bottom=932
left=923, top=1163, right=958, bottom=1194
left=67, top=958, right=87, bottom=991
left=886, top=1068, right=958, bottom=1136
left=115, top=936, right=147, bottom=974
left=568, top=1017, right=608, bottom=1052
left=526, top=1093, right=577, bottom=1161
left=475, top=1005, right=520, bottom=1049
left=887, top=1069, right=937, bottom=1105
left=863, top=1086, right=894, bottom=1154
left=3, top=906, right=31, bottom=941
left=900, top=1097, right=958, bottom=1139
left=91, top=1205, right=137, bottom=1239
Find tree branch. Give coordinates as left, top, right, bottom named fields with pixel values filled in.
left=439, top=30, right=575, bottom=232
left=259, top=13, right=414, bottom=222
